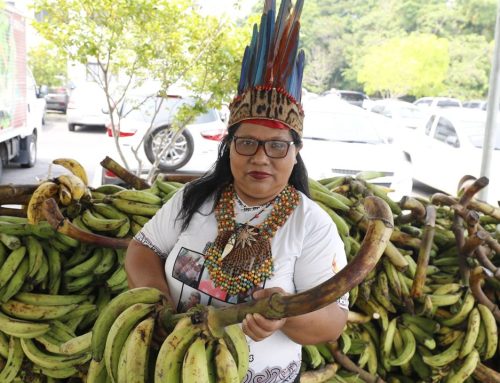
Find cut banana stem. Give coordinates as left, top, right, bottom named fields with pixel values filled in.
left=397, top=196, right=426, bottom=225
left=411, top=205, right=436, bottom=299
left=41, top=198, right=130, bottom=249
left=100, top=156, right=151, bottom=190
left=204, top=196, right=393, bottom=331
left=469, top=267, right=500, bottom=322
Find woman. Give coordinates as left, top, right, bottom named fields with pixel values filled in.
left=125, top=1, right=348, bottom=381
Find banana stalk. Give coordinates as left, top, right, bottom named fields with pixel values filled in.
left=410, top=205, right=436, bottom=299
left=100, top=156, right=150, bottom=190
left=396, top=196, right=426, bottom=225
left=41, top=198, right=130, bottom=249
left=0, top=185, right=37, bottom=204
left=473, top=362, right=500, bottom=383
left=201, top=196, right=393, bottom=333
left=469, top=266, right=500, bottom=322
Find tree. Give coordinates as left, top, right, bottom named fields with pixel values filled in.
left=357, top=33, right=449, bottom=98
left=31, top=0, right=245, bottom=180
left=28, top=42, right=67, bottom=86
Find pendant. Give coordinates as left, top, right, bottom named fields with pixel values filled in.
left=235, top=225, right=257, bottom=249
left=221, top=231, right=237, bottom=260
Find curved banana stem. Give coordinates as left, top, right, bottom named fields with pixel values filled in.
left=396, top=196, right=426, bottom=225
left=410, top=205, right=436, bottom=299
left=473, top=362, right=500, bottom=383
left=206, top=196, right=393, bottom=330
left=42, top=198, right=131, bottom=249
left=327, top=341, right=385, bottom=383
left=469, top=266, right=500, bottom=322
left=100, top=156, right=150, bottom=190
left=474, top=246, right=500, bottom=279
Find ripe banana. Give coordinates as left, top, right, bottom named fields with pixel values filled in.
left=223, top=324, right=249, bottom=381
left=125, top=316, right=155, bottom=383
left=27, top=181, right=59, bottom=224
left=154, top=322, right=202, bottom=382
left=477, top=303, right=498, bottom=360
left=183, top=335, right=210, bottom=382
left=56, top=173, right=87, bottom=201
left=58, top=183, right=73, bottom=206
left=53, top=157, right=89, bottom=185
left=214, top=338, right=240, bottom=383
left=91, top=287, right=164, bottom=362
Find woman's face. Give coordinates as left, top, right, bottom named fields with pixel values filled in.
left=230, top=122, right=300, bottom=206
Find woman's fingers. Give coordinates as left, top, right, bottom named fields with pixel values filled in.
left=242, top=313, right=287, bottom=341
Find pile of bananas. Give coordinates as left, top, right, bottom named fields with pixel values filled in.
left=0, top=158, right=498, bottom=382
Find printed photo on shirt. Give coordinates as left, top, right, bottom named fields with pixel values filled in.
left=172, top=247, right=204, bottom=288
left=177, top=286, right=210, bottom=313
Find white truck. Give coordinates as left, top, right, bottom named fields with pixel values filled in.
left=0, top=4, right=45, bottom=180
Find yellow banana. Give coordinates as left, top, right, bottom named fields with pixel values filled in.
left=53, top=158, right=89, bottom=185
left=477, top=303, right=498, bottom=360
left=459, top=307, right=480, bottom=358
left=154, top=323, right=202, bottom=382
left=27, top=181, right=59, bottom=224
left=223, top=324, right=249, bottom=382
left=125, top=316, right=155, bottom=383
left=56, top=173, right=87, bottom=201
left=214, top=338, right=240, bottom=383
left=58, top=183, right=73, bottom=206
left=206, top=338, right=217, bottom=383
left=182, top=336, right=209, bottom=383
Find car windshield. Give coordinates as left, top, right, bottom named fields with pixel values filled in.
left=455, top=118, right=500, bottom=150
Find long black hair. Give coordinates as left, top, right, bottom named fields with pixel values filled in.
left=177, top=124, right=310, bottom=231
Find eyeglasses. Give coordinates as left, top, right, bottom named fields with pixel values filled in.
left=232, top=136, right=295, bottom=158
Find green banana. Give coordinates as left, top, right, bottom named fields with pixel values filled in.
left=131, top=215, right=150, bottom=226
left=316, top=201, right=350, bottom=237
left=401, top=313, right=440, bottom=334
left=0, top=300, right=78, bottom=321
left=14, top=292, right=88, bottom=306
left=86, top=358, right=109, bottom=383
left=64, top=274, right=95, bottom=292
left=309, top=189, right=350, bottom=211
left=0, top=311, right=50, bottom=338
left=154, top=323, right=202, bottom=382
left=205, top=338, right=217, bottom=383
left=388, top=326, right=416, bottom=366
left=447, top=348, right=480, bottom=383
left=182, top=336, right=209, bottom=382
left=422, top=333, right=464, bottom=367
left=91, top=287, right=163, bottom=362
left=65, top=249, right=102, bottom=277
left=106, top=266, right=127, bottom=288
left=0, top=233, right=21, bottom=250
left=54, top=231, right=79, bottom=248
left=92, top=203, right=131, bottom=238
left=93, top=248, right=116, bottom=276
left=82, top=209, right=127, bottom=232
left=59, top=331, right=92, bottom=356
left=124, top=316, right=155, bottom=383
left=428, top=292, right=462, bottom=307
left=93, top=184, right=126, bottom=194
left=440, top=290, right=475, bottom=327
left=114, top=189, right=162, bottom=205
left=0, top=336, right=23, bottom=382
left=111, top=198, right=160, bottom=216
left=459, top=307, right=480, bottom=358
left=116, top=330, right=133, bottom=383
left=1, top=258, right=29, bottom=303
left=391, top=326, right=412, bottom=376
left=104, top=303, right=155, bottom=382
left=0, top=247, right=26, bottom=289
left=0, top=330, right=9, bottom=358
left=44, top=246, right=61, bottom=295
left=20, top=338, right=91, bottom=370
left=402, top=322, right=436, bottom=350
left=302, top=344, right=324, bottom=369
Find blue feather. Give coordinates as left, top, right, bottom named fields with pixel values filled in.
left=238, top=46, right=251, bottom=94
left=253, top=13, right=268, bottom=86
left=247, top=24, right=259, bottom=89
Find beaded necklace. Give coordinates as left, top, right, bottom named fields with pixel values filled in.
left=204, top=183, right=300, bottom=295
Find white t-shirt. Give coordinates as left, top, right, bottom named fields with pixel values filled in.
left=135, top=186, right=348, bottom=383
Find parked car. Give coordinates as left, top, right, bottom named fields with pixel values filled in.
left=463, top=100, right=488, bottom=110
left=299, top=95, right=413, bottom=201
left=369, top=99, right=428, bottom=130
left=414, top=97, right=462, bottom=109
left=321, top=89, right=370, bottom=108
left=44, top=86, right=69, bottom=113
left=100, top=93, right=227, bottom=184
left=66, top=83, right=110, bottom=132
left=402, top=108, right=500, bottom=205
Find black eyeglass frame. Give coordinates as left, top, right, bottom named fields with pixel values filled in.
left=232, top=136, right=295, bottom=158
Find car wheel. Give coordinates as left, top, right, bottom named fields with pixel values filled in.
left=68, top=124, right=76, bottom=132
left=144, top=126, right=194, bottom=171
left=20, top=134, right=37, bottom=168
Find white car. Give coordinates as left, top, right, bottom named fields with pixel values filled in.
left=402, top=108, right=500, bottom=205
left=100, top=94, right=226, bottom=184
left=370, top=99, right=429, bottom=131
left=300, top=96, right=413, bottom=202
left=414, top=97, right=462, bottom=109
left=67, top=82, right=110, bottom=132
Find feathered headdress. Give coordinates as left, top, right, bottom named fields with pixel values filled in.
left=228, top=0, right=305, bottom=137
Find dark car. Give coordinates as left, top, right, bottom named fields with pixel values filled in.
left=44, top=87, right=69, bottom=113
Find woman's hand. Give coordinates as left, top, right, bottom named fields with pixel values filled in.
left=242, top=287, right=288, bottom=342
